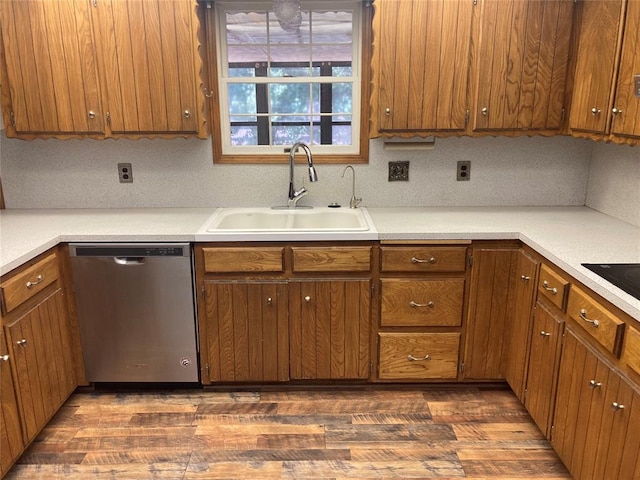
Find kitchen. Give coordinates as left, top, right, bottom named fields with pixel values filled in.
left=1, top=0, right=640, bottom=479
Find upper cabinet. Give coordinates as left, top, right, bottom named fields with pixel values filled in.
left=371, top=0, right=474, bottom=136
left=0, top=0, right=104, bottom=135
left=569, top=0, right=640, bottom=144
left=0, top=0, right=205, bottom=139
left=472, top=0, right=574, bottom=132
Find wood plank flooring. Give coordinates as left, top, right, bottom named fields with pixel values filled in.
left=5, top=386, right=571, bottom=479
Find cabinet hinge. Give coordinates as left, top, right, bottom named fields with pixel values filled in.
left=106, top=112, right=111, bottom=127
left=473, top=0, right=478, bottom=5
left=561, top=107, right=566, bottom=123
left=465, top=109, right=470, bottom=126
left=9, top=112, right=16, bottom=128
left=205, top=363, right=210, bottom=379
left=468, top=254, right=473, bottom=267
left=459, top=362, right=464, bottom=372
left=201, top=285, right=206, bottom=295
left=93, top=0, right=97, bottom=6
left=370, top=361, right=373, bottom=374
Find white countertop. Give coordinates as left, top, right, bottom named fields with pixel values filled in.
left=1, top=206, right=639, bottom=321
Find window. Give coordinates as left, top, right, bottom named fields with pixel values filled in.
left=206, top=0, right=371, bottom=163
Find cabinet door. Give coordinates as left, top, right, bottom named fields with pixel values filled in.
left=464, top=247, right=518, bottom=380
left=0, top=0, right=104, bottom=134
left=502, top=250, right=539, bottom=401
left=473, top=0, right=573, bottom=131
left=611, top=0, right=640, bottom=139
left=96, top=0, right=203, bottom=135
left=569, top=0, right=625, bottom=134
left=0, top=332, right=24, bottom=476
left=523, top=301, right=563, bottom=438
left=4, top=289, right=76, bottom=443
left=203, top=281, right=289, bottom=383
left=373, top=0, right=473, bottom=133
left=290, top=280, right=370, bottom=380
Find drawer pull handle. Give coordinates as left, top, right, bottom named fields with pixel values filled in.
left=521, top=275, right=530, bottom=281
left=612, top=402, right=625, bottom=410
left=304, top=296, right=311, bottom=303
left=411, top=256, right=436, bottom=264
left=541, top=281, right=557, bottom=294
left=1, top=354, right=9, bottom=362
left=16, top=339, right=27, bottom=347
left=579, top=309, right=599, bottom=328
left=409, top=300, right=434, bottom=308
left=26, top=275, right=44, bottom=288
left=407, top=354, right=431, bottom=362
left=540, top=331, right=551, bottom=337
left=589, top=379, right=602, bottom=389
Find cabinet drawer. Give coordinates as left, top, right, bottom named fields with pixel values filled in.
left=567, top=286, right=625, bottom=356
left=380, top=246, right=467, bottom=273
left=378, top=333, right=460, bottom=379
left=202, top=247, right=284, bottom=273
left=537, top=263, right=570, bottom=311
left=291, top=246, right=371, bottom=272
left=381, top=279, right=464, bottom=327
left=622, top=326, right=640, bottom=376
left=1, top=252, right=59, bottom=313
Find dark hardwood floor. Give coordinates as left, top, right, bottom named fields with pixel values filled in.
left=6, top=386, right=571, bottom=479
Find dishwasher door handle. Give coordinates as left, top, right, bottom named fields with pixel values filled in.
left=113, top=257, right=146, bottom=266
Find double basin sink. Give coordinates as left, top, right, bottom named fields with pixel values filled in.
left=197, top=207, right=377, bottom=241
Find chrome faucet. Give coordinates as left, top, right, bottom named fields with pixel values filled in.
left=341, top=165, right=362, bottom=208
left=287, top=141, right=318, bottom=208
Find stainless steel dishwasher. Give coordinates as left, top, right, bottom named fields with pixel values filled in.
left=69, top=243, right=198, bottom=383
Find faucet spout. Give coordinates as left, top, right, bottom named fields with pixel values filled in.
left=341, top=165, right=362, bottom=208
left=288, top=141, right=317, bottom=208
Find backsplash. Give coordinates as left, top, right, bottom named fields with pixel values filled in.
left=0, top=135, right=595, bottom=211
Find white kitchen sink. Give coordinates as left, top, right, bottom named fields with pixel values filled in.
left=196, top=207, right=377, bottom=241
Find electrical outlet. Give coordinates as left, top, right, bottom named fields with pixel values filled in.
left=118, top=163, right=133, bottom=183
left=457, top=161, right=471, bottom=181
left=388, top=161, right=409, bottom=181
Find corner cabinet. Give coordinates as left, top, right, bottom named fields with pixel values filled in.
left=0, top=0, right=205, bottom=139
left=568, top=0, right=640, bottom=144
left=370, top=0, right=473, bottom=136
left=472, top=0, right=574, bottom=133
left=195, top=244, right=373, bottom=384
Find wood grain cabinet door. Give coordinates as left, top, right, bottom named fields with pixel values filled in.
left=289, top=279, right=370, bottom=380
left=95, top=0, right=204, bottom=135
left=372, top=0, right=473, bottom=134
left=0, top=0, right=104, bottom=135
left=610, top=0, right=640, bottom=140
left=0, top=331, right=24, bottom=477
left=523, top=301, right=564, bottom=438
left=473, top=0, right=574, bottom=131
left=568, top=0, right=625, bottom=134
left=202, top=281, right=289, bottom=383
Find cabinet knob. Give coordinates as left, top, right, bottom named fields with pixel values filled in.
left=612, top=107, right=622, bottom=116
left=385, top=108, right=391, bottom=116
left=267, top=297, right=272, bottom=305
left=88, top=110, right=96, bottom=119
left=520, top=275, right=530, bottom=281
left=589, top=379, right=602, bottom=389
left=481, top=107, right=488, bottom=116
left=16, top=339, right=27, bottom=347
left=591, top=107, right=601, bottom=115
left=184, top=110, right=191, bottom=119
left=612, top=402, right=625, bottom=410
left=1, top=354, right=9, bottom=362
left=304, top=295, right=311, bottom=303
left=540, top=331, right=551, bottom=337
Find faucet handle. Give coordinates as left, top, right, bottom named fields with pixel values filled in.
left=350, top=196, right=362, bottom=209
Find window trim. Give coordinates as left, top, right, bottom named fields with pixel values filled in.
left=204, top=0, right=371, bottom=164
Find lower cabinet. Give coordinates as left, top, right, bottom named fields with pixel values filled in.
left=552, top=326, right=639, bottom=480
left=0, top=332, right=23, bottom=477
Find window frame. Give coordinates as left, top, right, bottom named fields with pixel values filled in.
left=204, top=0, right=371, bottom=164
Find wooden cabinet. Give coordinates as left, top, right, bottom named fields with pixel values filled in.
left=552, top=326, right=639, bottom=480
left=0, top=0, right=104, bottom=135
left=523, top=301, right=564, bottom=437
left=569, top=0, right=640, bottom=144
left=289, top=279, right=371, bottom=380
left=0, top=332, right=23, bottom=477
left=195, top=243, right=373, bottom=384
left=463, top=246, right=518, bottom=380
left=371, top=0, right=473, bottom=136
left=502, top=249, right=539, bottom=401
left=472, top=0, right=574, bottom=132
left=376, top=243, right=467, bottom=381
left=0, top=0, right=205, bottom=138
